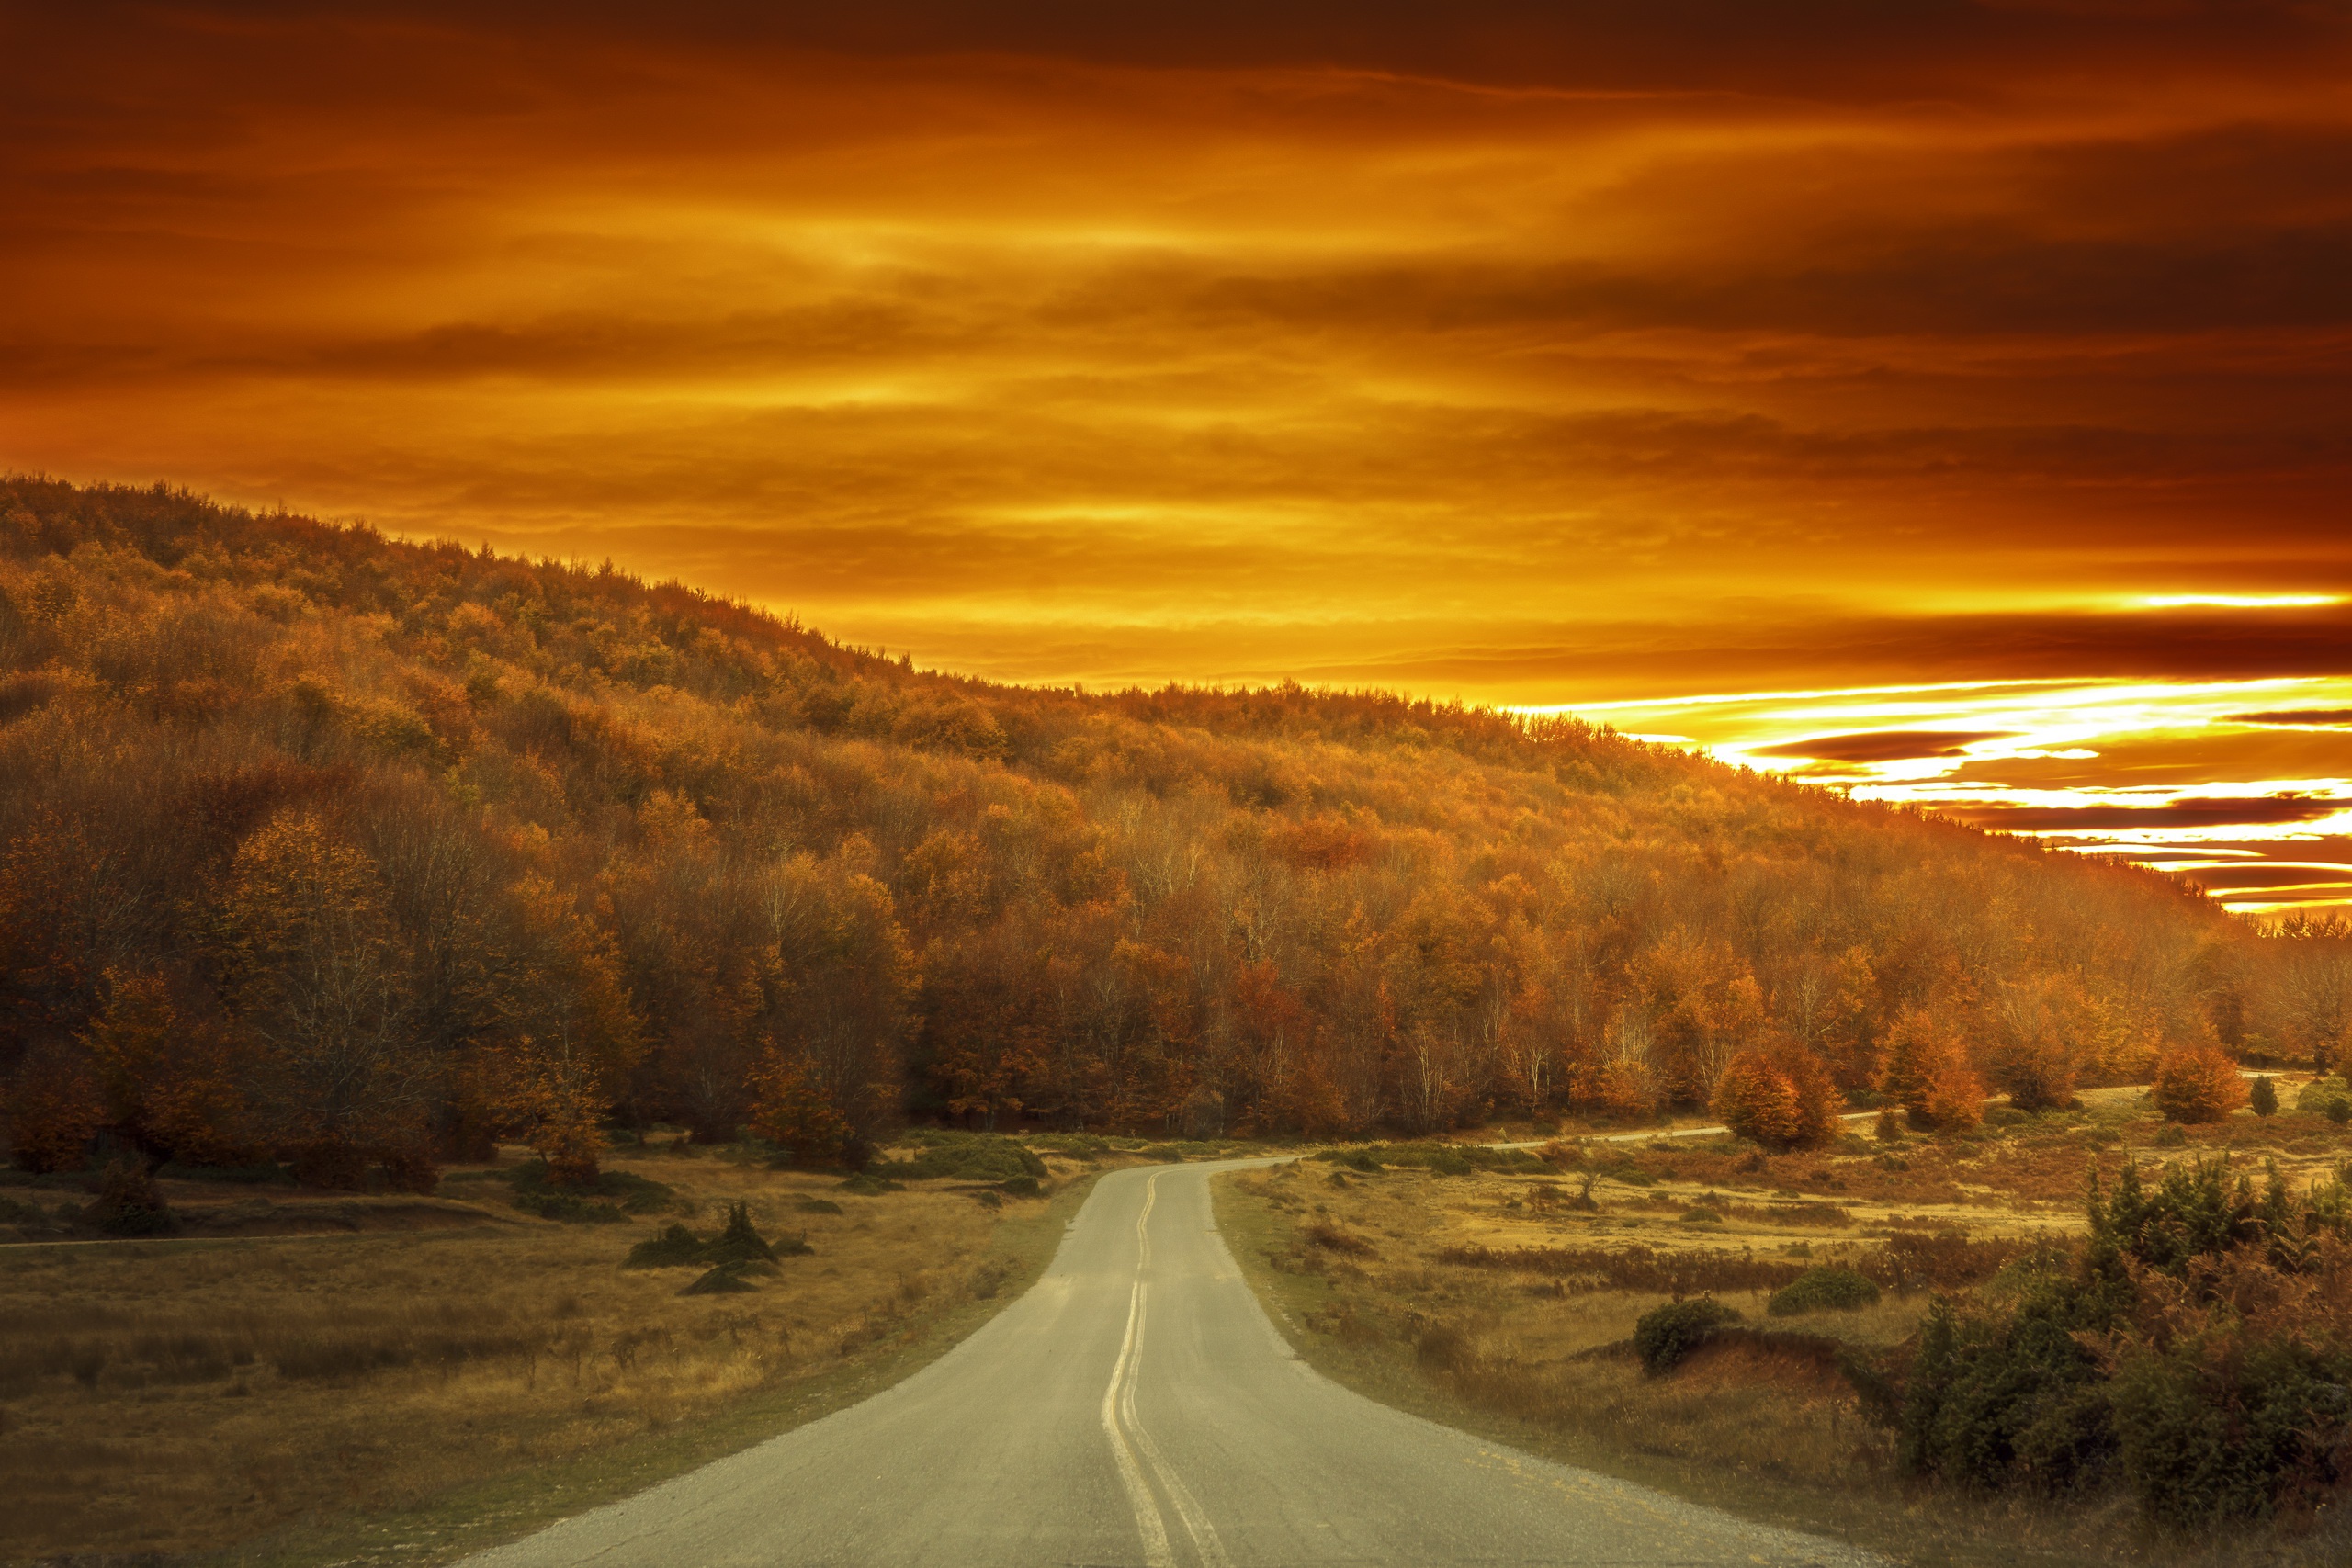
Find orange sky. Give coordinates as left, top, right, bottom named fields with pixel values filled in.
left=4, top=3, right=2349, bottom=909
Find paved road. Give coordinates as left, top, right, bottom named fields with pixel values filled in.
left=468, top=1161, right=1881, bottom=1568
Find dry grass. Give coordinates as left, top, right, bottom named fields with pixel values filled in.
left=0, top=1145, right=1080, bottom=1563
left=1233, top=1103, right=2352, bottom=1568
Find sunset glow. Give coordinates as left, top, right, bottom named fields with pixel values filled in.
left=4, top=3, right=2347, bottom=908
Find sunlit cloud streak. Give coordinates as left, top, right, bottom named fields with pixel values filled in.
left=1, top=2, right=2348, bottom=903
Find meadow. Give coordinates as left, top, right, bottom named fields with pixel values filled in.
left=0, top=1137, right=1109, bottom=1565
left=1219, top=1085, right=2352, bottom=1568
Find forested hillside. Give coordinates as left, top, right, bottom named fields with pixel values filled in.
left=1, top=478, right=2341, bottom=1185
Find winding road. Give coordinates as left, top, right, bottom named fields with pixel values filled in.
left=467, top=1161, right=1881, bottom=1567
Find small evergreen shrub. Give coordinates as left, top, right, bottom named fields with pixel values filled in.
left=2247, top=1076, right=2278, bottom=1117
left=1768, top=1266, right=1881, bottom=1316
left=1634, top=1298, right=1741, bottom=1375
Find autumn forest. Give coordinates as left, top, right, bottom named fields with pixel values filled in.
left=3, top=478, right=2345, bottom=1189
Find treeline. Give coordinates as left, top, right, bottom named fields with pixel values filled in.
left=0, top=478, right=2342, bottom=1184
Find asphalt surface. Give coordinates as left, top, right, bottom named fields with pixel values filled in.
left=467, top=1160, right=1883, bottom=1567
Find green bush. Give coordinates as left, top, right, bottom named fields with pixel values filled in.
left=1768, top=1266, right=1882, bottom=1316
left=1023, top=1133, right=1110, bottom=1160
left=1899, top=1291, right=2119, bottom=1495
left=2111, top=1333, right=2352, bottom=1529
left=837, top=1172, right=905, bottom=1195
left=876, top=1134, right=1046, bottom=1183
left=1679, top=1207, right=1722, bottom=1224
left=2247, top=1076, right=2278, bottom=1117
left=797, top=1197, right=844, bottom=1214
left=1634, top=1298, right=1741, bottom=1376
left=2295, top=1077, right=2351, bottom=1119
left=506, top=1161, right=673, bottom=1223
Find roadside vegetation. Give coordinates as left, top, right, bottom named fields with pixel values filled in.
left=1220, top=1087, right=2352, bottom=1568
left=0, top=1131, right=1176, bottom=1565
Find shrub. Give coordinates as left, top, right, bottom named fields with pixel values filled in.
left=1634, top=1297, right=1741, bottom=1375
left=625, top=1203, right=808, bottom=1269
left=505, top=1160, right=671, bottom=1222
left=837, top=1172, right=905, bottom=1195
left=2110, top=1331, right=2352, bottom=1529
left=1768, top=1266, right=1881, bottom=1316
left=2152, top=1045, right=2248, bottom=1124
left=2248, top=1076, right=2278, bottom=1117
left=797, top=1197, right=844, bottom=1214
left=879, top=1133, right=1046, bottom=1183
left=1900, top=1288, right=2119, bottom=1495
left=2296, top=1077, right=2351, bottom=1120
left=1679, top=1207, right=1722, bottom=1224
left=623, top=1223, right=707, bottom=1269
left=1303, top=1221, right=1376, bottom=1257
left=1874, top=1108, right=1905, bottom=1143
left=84, top=1157, right=176, bottom=1237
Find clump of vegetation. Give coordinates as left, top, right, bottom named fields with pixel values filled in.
left=1767, top=1266, right=1880, bottom=1316
left=1712, top=1044, right=1843, bottom=1151
left=2298, top=1077, right=2352, bottom=1122
left=797, top=1197, right=843, bottom=1214
left=1302, top=1221, right=1377, bottom=1258
left=1679, top=1206, right=1722, bottom=1224
left=623, top=1202, right=807, bottom=1269
left=2248, top=1075, right=2278, bottom=1117
left=1899, top=1157, right=2352, bottom=1528
left=504, top=1160, right=672, bottom=1223
left=1023, top=1133, right=1110, bottom=1160
left=77, top=1158, right=175, bottom=1237
left=837, top=1172, right=906, bottom=1195
left=876, top=1133, right=1046, bottom=1183
left=1634, top=1298, right=1741, bottom=1375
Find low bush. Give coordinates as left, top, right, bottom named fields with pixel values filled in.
left=876, top=1134, right=1046, bottom=1184
left=1302, top=1221, right=1377, bottom=1258
left=505, top=1161, right=673, bottom=1223
left=837, top=1172, right=905, bottom=1195
left=1023, top=1133, right=1111, bottom=1160
left=1767, top=1266, right=1881, bottom=1316
left=797, top=1197, right=844, bottom=1214
left=624, top=1203, right=808, bottom=1269
left=1634, top=1298, right=1741, bottom=1375
left=84, top=1159, right=175, bottom=1238
left=2297, top=1077, right=2352, bottom=1120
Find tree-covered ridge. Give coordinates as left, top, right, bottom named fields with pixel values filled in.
left=0, top=478, right=2338, bottom=1183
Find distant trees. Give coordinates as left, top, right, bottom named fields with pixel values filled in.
left=0, top=479, right=2316, bottom=1172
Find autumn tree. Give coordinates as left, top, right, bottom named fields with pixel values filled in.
left=210, top=811, right=435, bottom=1188
left=5, top=1042, right=105, bottom=1172
left=2151, top=1043, right=2248, bottom=1125
left=746, top=1042, right=853, bottom=1165
left=1712, top=1042, right=1840, bottom=1152
left=83, top=969, right=257, bottom=1167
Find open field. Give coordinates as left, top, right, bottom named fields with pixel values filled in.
left=0, top=1139, right=1125, bottom=1566
left=1218, top=1085, right=2352, bottom=1568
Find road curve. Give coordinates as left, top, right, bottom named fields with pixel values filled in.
left=466, top=1161, right=1881, bottom=1567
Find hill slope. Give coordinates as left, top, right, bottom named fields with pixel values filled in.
left=0, top=478, right=2325, bottom=1179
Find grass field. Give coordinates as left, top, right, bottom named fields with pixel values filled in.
left=1216, top=1088, right=2352, bottom=1568
left=0, top=1140, right=1109, bottom=1566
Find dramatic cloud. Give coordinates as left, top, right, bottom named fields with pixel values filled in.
left=4, top=1, right=2349, bottom=903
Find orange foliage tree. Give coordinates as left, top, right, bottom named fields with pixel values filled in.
left=5, top=1041, right=105, bottom=1172
left=746, top=1043, right=853, bottom=1165
left=1880, top=1008, right=1984, bottom=1132
left=1712, top=1042, right=1841, bottom=1152
left=2151, top=1043, right=2249, bottom=1124
left=83, top=969, right=259, bottom=1167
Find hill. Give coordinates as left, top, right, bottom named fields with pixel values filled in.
left=0, top=477, right=2334, bottom=1184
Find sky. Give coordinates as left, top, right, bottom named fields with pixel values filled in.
left=3, top=2, right=2348, bottom=911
